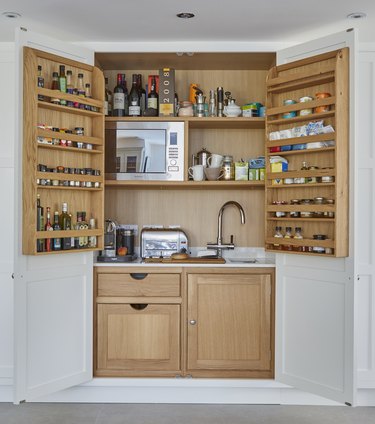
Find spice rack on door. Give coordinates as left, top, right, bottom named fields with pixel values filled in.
left=264, top=49, right=349, bottom=257
left=22, top=47, right=105, bottom=255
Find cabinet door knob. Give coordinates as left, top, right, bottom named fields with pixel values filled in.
left=189, top=319, right=197, bottom=325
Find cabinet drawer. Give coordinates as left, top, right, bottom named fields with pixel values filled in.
left=97, top=273, right=180, bottom=297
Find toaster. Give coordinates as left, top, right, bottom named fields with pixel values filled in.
left=140, top=228, right=189, bottom=258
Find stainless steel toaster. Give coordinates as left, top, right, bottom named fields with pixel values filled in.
left=140, top=228, right=189, bottom=258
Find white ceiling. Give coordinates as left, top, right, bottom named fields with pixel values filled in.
left=1, top=0, right=375, bottom=45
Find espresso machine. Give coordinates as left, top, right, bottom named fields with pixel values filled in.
left=97, top=219, right=118, bottom=260
left=97, top=219, right=136, bottom=262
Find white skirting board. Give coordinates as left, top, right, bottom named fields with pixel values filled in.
left=1, top=379, right=375, bottom=405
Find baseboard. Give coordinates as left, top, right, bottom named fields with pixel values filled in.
left=31, top=379, right=341, bottom=405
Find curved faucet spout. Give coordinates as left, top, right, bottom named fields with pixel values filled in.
left=218, top=201, right=246, bottom=245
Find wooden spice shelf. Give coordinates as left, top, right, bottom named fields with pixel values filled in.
left=105, top=180, right=265, bottom=189
left=38, top=100, right=103, bottom=117
left=37, top=128, right=103, bottom=146
left=266, top=110, right=335, bottom=126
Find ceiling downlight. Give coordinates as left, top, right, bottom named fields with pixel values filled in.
left=347, top=12, right=367, bottom=19
left=176, top=12, right=195, bottom=19
left=2, top=11, right=21, bottom=19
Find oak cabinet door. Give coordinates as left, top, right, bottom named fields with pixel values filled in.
left=187, top=273, right=273, bottom=377
left=97, top=303, right=180, bottom=374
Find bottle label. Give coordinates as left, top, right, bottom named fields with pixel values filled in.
left=104, top=100, right=109, bottom=116
left=59, top=79, right=67, bottom=93
left=113, top=93, right=125, bottom=110
left=148, top=98, right=158, bottom=109
left=129, top=105, right=140, bottom=116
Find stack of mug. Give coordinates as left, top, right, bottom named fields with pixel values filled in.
left=188, top=153, right=224, bottom=181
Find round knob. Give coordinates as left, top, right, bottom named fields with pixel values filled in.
left=189, top=320, right=197, bottom=325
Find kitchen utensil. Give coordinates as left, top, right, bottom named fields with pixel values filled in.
left=188, top=164, right=204, bottom=181
left=207, top=153, right=224, bottom=168
left=204, top=166, right=224, bottom=181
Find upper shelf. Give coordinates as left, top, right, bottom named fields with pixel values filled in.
left=105, top=180, right=265, bottom=190
left=105, top=116, right=265, bottom=129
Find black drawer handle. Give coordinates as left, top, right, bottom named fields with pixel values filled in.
left=130, top=273, right=148, bottom=280
left=130, top=304, right=148, bottom=310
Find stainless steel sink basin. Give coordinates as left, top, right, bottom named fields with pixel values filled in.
left=227, top=258, right=258, bottom=264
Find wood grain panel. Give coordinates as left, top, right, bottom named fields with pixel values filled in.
left=96, top=303, right=180, bottom=372
left=97, top=273, right=180, bottom=297
left=187, top=273, right=272, bottom=373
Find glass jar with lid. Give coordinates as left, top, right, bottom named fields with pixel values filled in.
left=222, top=155, right=234, bottom=180
left=273, top=226, right=283, bottom=250
left=290, top=199, right=300, bottom=218
left=300, top=199, right=314, bottom=218
left=283, top=227, right=293, bottom=251
left=313, top=234, right=327, bottom=254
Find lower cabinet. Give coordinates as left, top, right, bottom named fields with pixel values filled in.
left=94, top=266, right=274, bottom=378
left=186, top=271, right=274, bottom=378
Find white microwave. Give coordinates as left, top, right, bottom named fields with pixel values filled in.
left=105, top=121, right=185, bottom=181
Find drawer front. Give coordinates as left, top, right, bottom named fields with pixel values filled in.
left=97, top=273, right=180, bottom=297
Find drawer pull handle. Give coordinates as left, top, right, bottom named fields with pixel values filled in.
left=130, top=273, right=148, bottom=280
left=130, top=303, right=148, bottom=310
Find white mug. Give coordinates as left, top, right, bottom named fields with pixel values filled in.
left=188, top=164, right=204, bottom=181
left=207, top=153, right=224, bottom=168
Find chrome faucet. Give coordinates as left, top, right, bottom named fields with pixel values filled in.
left=207, top=201, right=246, bottom=258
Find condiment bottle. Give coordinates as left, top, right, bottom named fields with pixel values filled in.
left=273, top=226, right=283, bottom=250
left=222, top=155, right=234, bottom=180
left=283, top=226, right=293, bottom=251
left=294, top=227, right=303, bottom=252
left=50, top=71, right=60, bottom=104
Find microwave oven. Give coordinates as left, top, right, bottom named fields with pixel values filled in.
left=105, top=121, right=185, bottom=181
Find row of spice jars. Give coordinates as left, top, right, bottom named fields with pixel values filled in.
left=37, top=179, right=100, bottom=188
left=37, top=164, right=100, bottom=176
left=272, top=198, right=335, bottom=218
left=272, top=226, right=333, bottom=254
left=37, top=125, right=93, bottom=149
left=282, top=92, right=331, bottom=119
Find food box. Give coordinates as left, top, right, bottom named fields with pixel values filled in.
left=158, top=68, right=175, bottom=116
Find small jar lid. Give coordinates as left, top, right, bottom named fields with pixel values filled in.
left=313, top=234, right=327, bottom=240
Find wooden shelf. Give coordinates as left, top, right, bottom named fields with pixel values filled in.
left=266, top=111, right=335, bottom=126
left=265, top=48, right=349, bottom=258
left=265, top=248, right=334, bottom=257
left=105, top=116, right=265, bottom=129
left=38, top=100, right=102, bottom=117
left=37, top=128, right=103, bottom=146
left=105, top=180, right=265, bottom=189
left=23, top=47, right=105, bottom=255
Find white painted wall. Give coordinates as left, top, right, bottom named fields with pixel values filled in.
left=0, top=42, right=15, bottom=396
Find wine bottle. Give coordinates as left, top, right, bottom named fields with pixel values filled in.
left=44, top=207, right=53, bottom=252
left=36, top=194, right=44, bottom=252
left=121, top=74, right=129, bottom=116
left=147, top=76, right=158, bottom=111
left=58, top=65, right=67, bottom=106
left=128, top=74, right=141, bottom=116
left=112, top=73, right=125, bottom=116
left=59, top=203, right=72, bottom=250
left=137, top=74, right=146, bottom=116
left=52, top=211, right=61, bottom=251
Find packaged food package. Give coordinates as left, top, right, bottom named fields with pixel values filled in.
left=235, top=162, right=249, bottom=180
left=270, top=155, right=288, bottom=172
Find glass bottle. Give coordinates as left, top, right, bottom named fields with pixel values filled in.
left=89, top=217, right=97, bottom=248
left=104, top=77, right=110, bottom=116
left=283, top=226, right=293, bottom=251
left=208, top=89, right=217, bottom=117
left=273, top=226, right=283, bottom=250
left=52, top=211, right=61, bottom=251
left=50, top=71, right=60, bottom=104
left=37, top=65, right=44, bottom=101
left=147, top=76, right=158, bottom=112
left=85, top=83, right=97, bottom=112
left=122, top=74, right=129, bottom=115
left=36, top=194, right=44, bottom=252
left=300, top=161, right=308, bottom=183
left=137, top=74, right=146, bottom=116
left=112, top=73, right=125, bottom=117
left=44, top=207, right=53, bottom=252
left=58, top=65, right=67, bottom=106
left=128, top=74, right=141, bottom=116
left=106, top=77, right=113, bottom=116
left=294, top=226, right=303, bottom=252
left=59, top=202, right=72, bottom=250
left=66, top=70, right=74, bottom=107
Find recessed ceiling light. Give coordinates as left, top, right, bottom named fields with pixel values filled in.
left=2, top=11, right=21, bottom=19
left=347, top=12, right=367, bottom=19
left=177, top=12, right=195, bottom=19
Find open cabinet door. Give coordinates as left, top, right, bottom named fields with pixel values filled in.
left=13, top=28, right=99, bottom=403
left=273, top=30, right=357, bottom=405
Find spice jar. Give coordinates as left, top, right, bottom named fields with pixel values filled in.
left=300, top=199, right=314, bottom=218
left=290, top=199, right=300, bottom=218
left=313, top=234, right=327, bottom=254
left=283, top=227, right=293, bottom=251
left=324, top=199, right=335, bottom=218
left=273, top=226, right=283, bottom=250
left=273, top=200, right=288, bottom=217
left=315, top=92, right=331, bottom=113
left=222, top=155, right=234, bottom=180
left=307, top=166, right=319, bottom=183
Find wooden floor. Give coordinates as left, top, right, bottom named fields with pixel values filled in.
left=0, top=403, right=374, bottom=423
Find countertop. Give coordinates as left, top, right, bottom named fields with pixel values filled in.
left=94, top=247, right=276, bottom=268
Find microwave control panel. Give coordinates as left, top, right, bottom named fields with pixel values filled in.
left=167, top=131, right=184, bottom=179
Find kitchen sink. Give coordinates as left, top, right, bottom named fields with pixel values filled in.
left=227, top=258, right=258, bottom=264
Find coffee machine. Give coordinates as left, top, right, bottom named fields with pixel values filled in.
left=99, top=219, right=118, bottom=259
left=97, top=219, right=136, bottom=262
